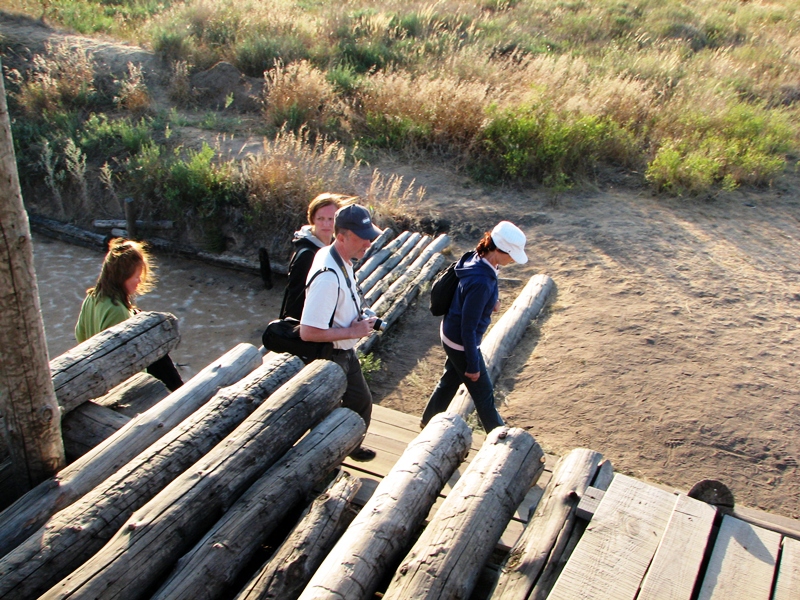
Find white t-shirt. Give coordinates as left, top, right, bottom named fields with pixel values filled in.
left=300, top=245, right=362, bottom=350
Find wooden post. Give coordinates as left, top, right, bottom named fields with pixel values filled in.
left=152, top=408, right=365, bottom=600
left=0, top=343, right=262, bottom=558
left=234, top=471, right=362, bottom=600
left=0, top=57, right=66, bottom=494
left=40, top=360, right=347, bottom=600
left=51, top=311, right=180, bottom=414
left=299, top=412, right=472, bottom=600
left=0, top=353, right=303, bottom=600
left=123, top=198, right=137, bottom=240
left=489, top=448, right=607, bottom=600
left=383, top=427, right=545, bottom=600
left=448, top=274, right=554, bottom=419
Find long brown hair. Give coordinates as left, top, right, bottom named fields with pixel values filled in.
left=88, top=238, right=155, bottom=309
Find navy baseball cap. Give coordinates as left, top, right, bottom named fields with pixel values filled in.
left=335, top=204, right=382, bottom=241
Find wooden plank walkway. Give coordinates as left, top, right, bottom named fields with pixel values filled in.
left=342, top=405, right=800, bottom=600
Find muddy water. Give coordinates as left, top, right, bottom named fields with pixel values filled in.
left=33, top=234, right=283, bottom=380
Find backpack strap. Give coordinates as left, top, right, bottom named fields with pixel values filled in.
left=329, top=246, right=363, bottom=315
left=305, top=267, right=339, bottom=327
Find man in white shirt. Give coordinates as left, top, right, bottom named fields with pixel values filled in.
left=300, top=204, right=380, bottom=461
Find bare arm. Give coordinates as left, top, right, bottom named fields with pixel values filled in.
left=300, top=317, right=377, bottom=343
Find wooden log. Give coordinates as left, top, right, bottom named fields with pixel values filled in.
left=449, top=274, right=554, bottom=419
left=774, top=536, right=800, bottom=600
left=28, top=214, right=107, bottom=250
left=51, top=311, right=180, bottom=414
left=152, top=408, right=365, bottom=600
left=360, top=232, right=421, bottom=296
left=234, top=471, right=361, bottom=600
left=92, top=372, right=169, bottom=418
left=299, top=412, right=472, bottom=600
left=489, top=448, right=606, bottom=600
left=518, top=459, right=616, bottom=600
left=0, top=343, right=262, bottom=558
left=123, top=198, right=137, bottom=240
left=383, top=427, right=545, bottom=600
left=356, top=231, right=411, bottom=282
left=61, top=402, right=131, bottom=461
left=363, top=235, right=430, bottom=306
left=0, top=64, right=66, bottom=494
left=93, top=220, right=173, bottom=231
left=355, top=253, right=446, bottom=356
left=366, top=233, right=449, bottom=309
left=40, top=360, right=348, bottom=600
left=0, top=353, right=303, bottom=600
left=357, top=227, right=394, bottom=266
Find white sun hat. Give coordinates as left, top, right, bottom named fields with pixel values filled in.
left=491, top=221, right=528, bottom=264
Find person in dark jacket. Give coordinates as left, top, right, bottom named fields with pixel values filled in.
left=421, top=221, right=528, bottom=432
left=279, top=193, right=353, bottom=319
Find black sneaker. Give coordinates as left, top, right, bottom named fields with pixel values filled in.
left=349, top=446, right=376, bottom=461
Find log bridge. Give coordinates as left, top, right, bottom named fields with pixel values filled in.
left=2, top=228, right=799, bottom=600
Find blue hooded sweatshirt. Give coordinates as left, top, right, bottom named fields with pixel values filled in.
left=441, top=251, right=498, bottom=373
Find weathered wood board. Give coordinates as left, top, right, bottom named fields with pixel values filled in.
left=637, top=494, right=717, bottom=600
left=697, top=514, right=782, bottom=600
left=546, top=473, right=677, bottom=600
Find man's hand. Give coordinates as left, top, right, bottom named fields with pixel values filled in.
left=350, top=316, right=377, bottom=338
left=465, top=371, right=480, bottom=382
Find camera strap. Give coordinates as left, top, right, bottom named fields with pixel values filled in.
left=329, top=245, right=363, bottom=315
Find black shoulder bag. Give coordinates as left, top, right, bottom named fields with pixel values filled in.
left=262, top=267, right=338, bottom=364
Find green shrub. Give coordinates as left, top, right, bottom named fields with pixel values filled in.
left=79, top=114, right=153, bottom=158
left=235, top=34, right=309, bottom=77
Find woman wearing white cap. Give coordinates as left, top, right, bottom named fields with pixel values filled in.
left=421, top=221, right=528, bottom=432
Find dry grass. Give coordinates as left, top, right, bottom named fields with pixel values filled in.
left=114, top=62, right=150, bottom=115
left=262, top=60, right=340, bottom=134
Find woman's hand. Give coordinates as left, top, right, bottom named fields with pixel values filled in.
left=465, top=371, right=480, bottom=382
left=493, top=299, right=500, bottom=312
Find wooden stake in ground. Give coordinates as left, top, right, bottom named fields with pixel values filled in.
left=41, top=360, right=348, bottom=600
left=0, top=353, right=303, bottom=600
left=0, top=343, right=262, bottom=558
left=383, top=427, right=545, bottom=600
left=152, top=408, right=365, bottom=600
left=489, top=448, right=608, bottom=600
left=0, top=57, right=65, bottom=494
left=299, top=412, right=472, bottom=600
left=449, top=274, right=554, bottom=419
left=234, top=471, right=362, bottom=600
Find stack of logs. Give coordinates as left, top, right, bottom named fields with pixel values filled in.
left=0, top=227, right=596, bottom=600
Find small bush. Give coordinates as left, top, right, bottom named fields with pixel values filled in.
left=235, top=33, right=309, bottom=78
left=79, top=114, right=153, bottom=159
left=262, top=60, right=338, bottom=134
left=114, top=62, right=150, bottom=115
left=7, top=41, right=96, bottom=117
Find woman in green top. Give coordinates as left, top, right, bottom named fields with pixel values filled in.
left=75, top=238, right=183, bottom=391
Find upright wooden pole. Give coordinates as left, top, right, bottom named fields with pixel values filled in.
left=0, top=57, right=66, bottom=494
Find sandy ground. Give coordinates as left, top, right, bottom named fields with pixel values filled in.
left=10, top=12, right=800, bottom=519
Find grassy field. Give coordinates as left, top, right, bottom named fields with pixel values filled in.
left=2, top=0, right=799, bottom=244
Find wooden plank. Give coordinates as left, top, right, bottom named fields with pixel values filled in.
left=546, top=473, right=677, bottom=600
left=774, top=535, right=800, bottom=600
left=697, top=515, right=782, bottom=600
left=637, top=494, right=717, bottom=600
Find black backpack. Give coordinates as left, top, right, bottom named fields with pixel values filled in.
left=429, top=252, right=469, bottom=316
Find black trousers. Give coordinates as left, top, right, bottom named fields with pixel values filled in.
left=147, top=354, right=183, bottom=392
left=329, top=348, right=372, bottom=428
